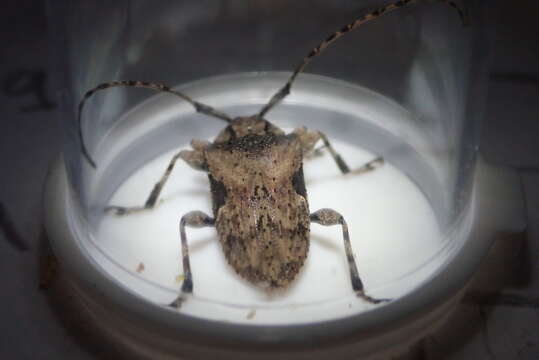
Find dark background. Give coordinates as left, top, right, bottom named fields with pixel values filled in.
left=1, top=0, right=539, bottom=358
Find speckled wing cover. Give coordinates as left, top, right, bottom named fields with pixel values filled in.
left=205, top=133, right=310, bottom=287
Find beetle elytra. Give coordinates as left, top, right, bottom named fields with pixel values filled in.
left=78, top=0, right=466, bottom=308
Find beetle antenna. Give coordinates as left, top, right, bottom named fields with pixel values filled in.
left=78, top=80, right=233, bottom=168
left=257, top=0, right=467, bottom=118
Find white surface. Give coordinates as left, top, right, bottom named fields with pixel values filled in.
left=93, top=140, right=447, bottom=324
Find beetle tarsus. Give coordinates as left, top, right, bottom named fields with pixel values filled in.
left=104, top=205, right=146, bottom=216
left=348, top=156, right=384, bottom=175
left=168, top=294, right=188, bottom=309
left=356, top=290, right=392, bottom=304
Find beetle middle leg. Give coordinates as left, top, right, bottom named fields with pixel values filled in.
left=169, top=211, right=214, bottom=308
left=294, top=127, right=383, bottom=175
left=106, top=139, right=209, bottom=216
left=310, top=208, right=390, bottom=304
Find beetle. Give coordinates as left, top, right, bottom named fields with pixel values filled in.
left=78, top=0, right=465, bottom=307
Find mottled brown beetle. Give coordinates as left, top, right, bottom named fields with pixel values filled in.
left=78, top=0, right=465, bottom=307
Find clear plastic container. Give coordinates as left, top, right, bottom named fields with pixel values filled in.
left=47, top=0, right=490, bottom=348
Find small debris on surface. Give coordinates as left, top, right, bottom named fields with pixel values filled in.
left=136, top=262, right=145, bottom=273
left=246, top=309, right=256, bottom=320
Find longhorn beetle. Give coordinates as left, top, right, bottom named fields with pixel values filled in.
left=78, top=0, right=466, bottom=308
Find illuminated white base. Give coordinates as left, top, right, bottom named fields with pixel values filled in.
left=45, top=154, right=525, bottom=359
left=94, top=140, right=446, bottom=324
left=45, top=73, right=525, bottom=358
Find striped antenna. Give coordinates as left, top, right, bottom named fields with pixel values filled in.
left=257, top=0, right=467, bottom=118
left=78, top=81, right=233, bottom=168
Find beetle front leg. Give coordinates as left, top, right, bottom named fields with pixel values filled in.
left=294, top=128, right=383, bottom=175
left=106, top=139, right=209, bottom=216
left=169, top=211, right=214, bottom=309
left=310, top=208, right=390, bottom=304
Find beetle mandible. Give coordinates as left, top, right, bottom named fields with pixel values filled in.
left=78, top=0, right=466, bottom=308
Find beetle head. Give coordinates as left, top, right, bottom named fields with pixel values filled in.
left=229, top=116, right=267, bottom=138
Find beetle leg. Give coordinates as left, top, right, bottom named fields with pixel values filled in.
left=294, top=128, right=383, bottom=175
left=105, top=151, right=185, bottom=215
left=169, top=211, right=215, bottom=308
left=310, top=208, right=390, bottom=304
left=312, top=131, right=352, bottom=174
left=106, top=140, right=209, bottom=216
left=294, top=128, right=347, bottom=171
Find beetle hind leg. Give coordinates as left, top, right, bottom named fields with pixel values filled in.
left=310, top=208, right=390, bottom=304
left=169, top=211, right=214, bottom=309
